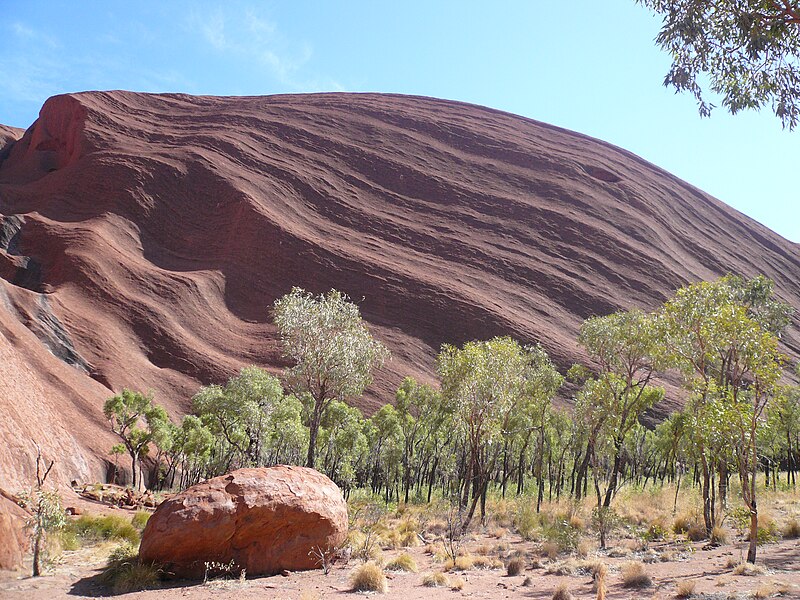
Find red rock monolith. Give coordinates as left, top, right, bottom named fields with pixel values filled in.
left=138, top=466, right=347, bottom=578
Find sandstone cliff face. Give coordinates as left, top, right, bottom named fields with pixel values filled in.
left=0, top=91, right=798, bottom=491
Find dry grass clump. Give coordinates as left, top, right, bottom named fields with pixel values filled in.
left=620, top=560, right=652, bottom=588
left=576, top=538, right=594, bottom=558
left=446, top=555, right=474, bottom=571
left=350, top=562, right=387, bottom=593
left=568, top=514, right=586, bottom=531
left=474, top=543, right=492, bottom=555
left=541, top=541, right=560, bottom=560
left=131, top=510, right=151, bottom=530
left=385, top=552, right=417, bottom=572
left=449, top=575, right=465, bottom=591
left=471, top=555, right=503, bottom=569
left=71, top=514, right=141, bottom=544
left=551, top=582, right=574, bottom=600
left=686, top=523, right=707, bottom=541
left=672, top=513, right=696, bottom=535
left=99, top=543, right=161, bottom=594
left=675, top=579, right=697, bottom=598
left=425, top=519, right=447, bottom=537
left=506, top=556, right=525, bottom=576
left=710, top=525, right=728, bottom=545
left=421, top=571, right=450, bottom=587
left=750, top=583, right=776, bottom=598
left=489, top=526, right=507, bottom=539
left=732, top=562, right=767, bottom=576
left=782, top=518, right=800, bottom=539
left=545, top=558, right=578, bottom=576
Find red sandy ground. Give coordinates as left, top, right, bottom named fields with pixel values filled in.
left=1, top=525, right=798, bottom=599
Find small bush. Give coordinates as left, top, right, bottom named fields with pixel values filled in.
left=675, top=579, right=696, bottom=598
left=448, top=555, right=474, bottom=571
left=732, top=562, right=766, bottom=576
left=541, top=541, right=560, bottom=560
left=449, top=575, right=465, bottom=590
left=471, top=555, right=502, bottom=569
left=644, top=518, right=669, bottom=541
left=686, top=524, right=706, bottom=542
left=542, top=519, right=581, bottom=553
left=386, top=552, right=417, bottom=572
left=750, top=583, right=775, bottom=599
left=710, top=526, right=728, bottom=545
left=506, top=557, right=525, bottom=576
left=783, top=518, right=800, bottom=539
left=621, top=561, right=652, bottom=588
left=515, top=502, right=540, bottom=540
left=350, top=563, right=387, bottom=593
left=99, top=543, right=161, bottom=594
left=551, top=582, right=573, bottom=600
left=58, top=529, right=80, bottom=551
left=672, top=514, right=695, bottom=534
left=131, top=511, right=151, bottom=530
left=422, top=571, right=450, bottom=587
left=757, top=515, right=778, bottom=545
left=71, top=514, right=140, bottom=544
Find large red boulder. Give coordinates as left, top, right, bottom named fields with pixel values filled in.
left=0, top=492, right=29, bottom=571
left=138, top=466, right=348, bottom=578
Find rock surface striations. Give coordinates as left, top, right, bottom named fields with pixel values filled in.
left=0, top=91, right=798, bottom=492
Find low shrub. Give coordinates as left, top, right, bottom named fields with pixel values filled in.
left=686, top=524, right=706, bottom=542
left=621, top=561, right=652, bottom=588
left=422, top=571, right=450, bottom=587
left=710, top=526, right=728, bottom=545
left=70, top=514, right=140, bottom=544
left=506, top=556, right=525, bottom=576
left=732, top=562, right=766, bottom=576
left=99, top=543, right=161, bottom=594
left=385, top=552, right=417, bottom=572
left=551, top=582, right=573, bottom=600
left=131, top=511, right=151, bottom=530
left=783, top=518, right=800, bottom=539
left=675, top=579, right=696, bottom=598
left=350, top=562, right=387, bottom=593
left=449, top=575, right=465, bottom=590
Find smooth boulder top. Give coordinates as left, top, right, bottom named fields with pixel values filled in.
left=138, top=465, right=348, bottom=579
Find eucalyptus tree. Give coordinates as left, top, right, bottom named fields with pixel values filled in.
left=438, top=336, right=557, bottom=530
left=767, top=375, right=800, bottom=486
left=637, top=0, right=800, bottom=128
left=575, top=309, right=666, bottom=509
left=317, top=400, right=369, bottom=493
left=103, top=389, right=169, bottom=490
left=192, top=367, right=284, bottom=471
left=661, top=275, right=788, bottom=562
left=273, top=288, right=390, bottom=469
left=394, top=377, right=450, bottom=503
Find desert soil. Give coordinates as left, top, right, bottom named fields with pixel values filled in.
left=1, top=522, right=798, bottom=599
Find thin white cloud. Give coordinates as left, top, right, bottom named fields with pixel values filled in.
left=11, top=21, right=59, bottom=48
left=187, top=6, right=328, bottom=90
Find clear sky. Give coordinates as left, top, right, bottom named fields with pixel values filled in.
left=1, top=1, right=797, bottom=242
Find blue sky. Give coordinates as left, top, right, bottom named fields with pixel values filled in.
left=1, top=1, right=797, bottom=242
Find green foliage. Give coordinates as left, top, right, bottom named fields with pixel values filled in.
left=637, top=0, right=800, bottom=129
left=273, top=287, right=390, bottom=468
left=103, top=389, right=169, bottom=489
left=100, top=543, right=162, bottom=594
left=192, top=367, right=285, bottom=471
left=131, top=511, right=151, bottom=531
left=69, top=514, right=140, bottom=544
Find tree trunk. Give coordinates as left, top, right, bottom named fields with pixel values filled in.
left=747, top=501, right=758, bottom=563
left=306, top=402, right=324, bottom=469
